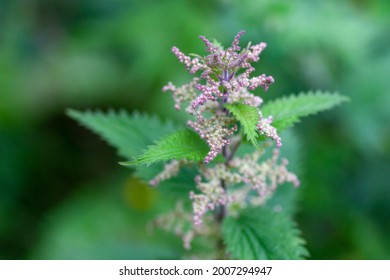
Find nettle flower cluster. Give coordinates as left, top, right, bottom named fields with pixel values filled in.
left=163, top=31, right=279, bottom=164
left=152, top=31, right=298, bottom=245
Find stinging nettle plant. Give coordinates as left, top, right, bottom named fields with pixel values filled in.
left=67, top=31, right=348, bottom=259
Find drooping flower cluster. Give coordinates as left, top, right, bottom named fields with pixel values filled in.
left=189, top=149, right=299, bottom=226
left=149, top=159, right=185, bottom=187
left=187, top=101, right=238, bottom=164
left=151, top=201, right=214, bottom=250
left=257, top=112, right=282, bottom=148
left=189, top=164, right=239, bottom=226
left=163, top=30, right=280, bottom=163
left=230, top=149, right=299, bottom=200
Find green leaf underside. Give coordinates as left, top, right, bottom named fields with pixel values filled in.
left=66, top=109, right=177, bottom=160
left=224, top=103, right=261, bottom=150
left=222, top=207, right=308, bottom=260
left=261, top=91, right=349, bottom=130
left=124, top=129, right=209, bottom=166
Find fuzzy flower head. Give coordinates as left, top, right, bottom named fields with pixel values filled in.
left=165, top=30, right=280, bottom=163
left=169, top=30, right=274, bottom=109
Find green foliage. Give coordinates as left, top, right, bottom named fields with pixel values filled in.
left=222, top=207, right=308, bottom=260
left=67, top=109, right=199, bottom=198
left=124, top=129, right=209, bottom=166
left=261, top=91, right=349, bottom=130
left=224, top=103, right=262, bottom=149
left=66, top=109, right=177, bottom=160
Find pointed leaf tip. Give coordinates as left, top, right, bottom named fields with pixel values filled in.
left=261, top=91, right=349, bottom=130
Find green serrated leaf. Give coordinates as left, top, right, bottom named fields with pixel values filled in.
left=224, top=103, right=262, bottom=150
left=122, top=129, right=208, bottom=166
left=261, top=91, right=349, bottom=130
left=222, top=207, right=308, bottom=260
left=66, top=109, right=177, bottom=160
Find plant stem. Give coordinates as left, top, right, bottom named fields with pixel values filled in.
left=214, top=70, right=241, bottom=259
left=215, top=145, right=229, bottom=223
left=214, top=144, right=228, bottom=259
left=215, top=70, right=231, bottom=226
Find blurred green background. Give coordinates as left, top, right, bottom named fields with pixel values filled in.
left=1, top=0, right=389, bottom=259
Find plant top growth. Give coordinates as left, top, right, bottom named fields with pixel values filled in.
left=68, top=30, right=348, bottom=259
